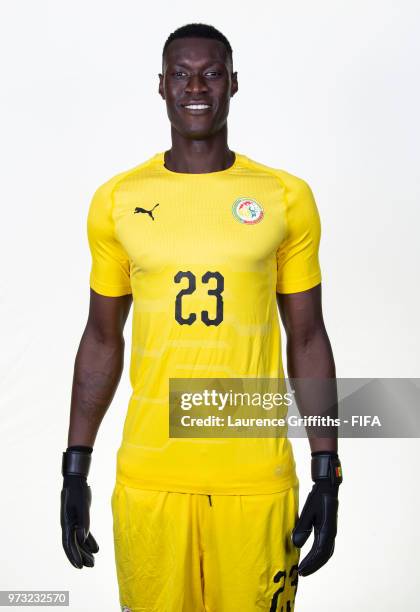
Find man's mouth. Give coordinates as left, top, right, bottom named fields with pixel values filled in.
left=181, top=103, right=212, bottom=112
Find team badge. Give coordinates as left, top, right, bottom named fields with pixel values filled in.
left=232, top=197, right=264, bottom=225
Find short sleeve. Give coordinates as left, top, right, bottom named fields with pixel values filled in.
left=276, top=175, right=322, bottom=294
left=87, top=181, right=132, bottom=297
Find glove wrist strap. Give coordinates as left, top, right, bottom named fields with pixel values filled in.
left=311, top=453, right=343, bottom=486
left=62, top=449, right=92, bottom=478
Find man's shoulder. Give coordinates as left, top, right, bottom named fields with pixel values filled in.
left=239, top=153, right=311, bottom=193
left=92, top=153, right=161, bottom=198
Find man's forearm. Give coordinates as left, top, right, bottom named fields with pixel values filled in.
left=67, top=326, right=125, bottom=447
left=286, top=325, right=337, bottom=453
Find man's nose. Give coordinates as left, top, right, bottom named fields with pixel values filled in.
left=185, top=74, right=208, bottom=93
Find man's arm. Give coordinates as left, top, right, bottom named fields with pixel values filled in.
left=67, top=288, right=132, bottom=446
left=60, top=288, right=132, bottom=569
left=276, top=282, right=336, bottom=453
left=277, top=283, right=343, bottom=577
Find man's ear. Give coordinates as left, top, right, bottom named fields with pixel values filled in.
left=231, top=71, right=238, bottom=97
left=158, top=73, right=165, bottom=100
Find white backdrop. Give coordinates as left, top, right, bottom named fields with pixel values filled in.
left=1, top=0, right=419, bottom=610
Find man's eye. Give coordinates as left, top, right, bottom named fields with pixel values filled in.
left=171, top=70, right=221, bottom=79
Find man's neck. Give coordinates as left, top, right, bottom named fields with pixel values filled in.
left=164, top=127, right=234, bottom=174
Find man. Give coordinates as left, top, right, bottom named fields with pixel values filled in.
left=61, top=23, right=342, bottom=611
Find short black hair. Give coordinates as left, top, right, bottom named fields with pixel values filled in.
left=162, top=23, right=233, bottom=68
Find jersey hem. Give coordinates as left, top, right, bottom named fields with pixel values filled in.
left=115, top=473, right=299, bottom=496
left=89, top=276, right=132, bottom=297
left=276, top=272, right=322, bottom=294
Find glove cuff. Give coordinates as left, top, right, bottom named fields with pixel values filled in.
left=311, top=453, right=343, bottom=486
left=62, top=448, right=92, bottom=478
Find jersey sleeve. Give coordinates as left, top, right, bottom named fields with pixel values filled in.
left=87, top=181, right=132, bottom=297
left=276, top=175, right=322, bottom=294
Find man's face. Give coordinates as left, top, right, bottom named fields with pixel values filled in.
left=159, top=37, right=238, bottom=140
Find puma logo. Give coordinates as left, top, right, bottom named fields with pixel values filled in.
left=133, top=203, right=159, bottom=220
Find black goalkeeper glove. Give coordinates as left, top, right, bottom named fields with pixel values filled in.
left=60, top=446, right=99, bottom=569
left=292, top=451, right=343, bottom=577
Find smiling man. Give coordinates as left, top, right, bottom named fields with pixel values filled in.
left=61, top=23, right=342, bottom=612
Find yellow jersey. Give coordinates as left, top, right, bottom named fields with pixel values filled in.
left=87, top=151, right=322, bottom=494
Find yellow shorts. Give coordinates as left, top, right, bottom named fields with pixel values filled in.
left=111, top=482, right=300, bottom=612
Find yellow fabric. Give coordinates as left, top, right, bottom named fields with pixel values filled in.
left=87, top=152, right=322, bottom=494
left=111, top=482, right=300, bottom=612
